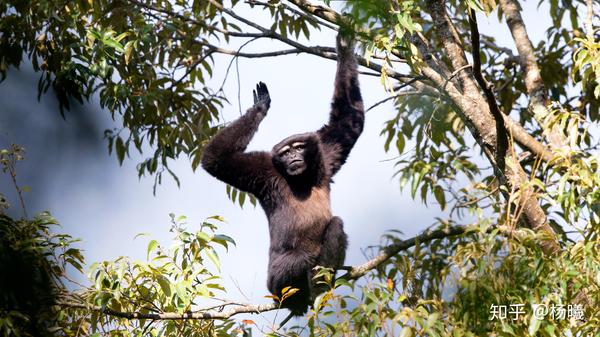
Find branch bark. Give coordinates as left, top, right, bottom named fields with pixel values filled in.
left=58, top=299, right=279, bottom=320
left=422, top=0, right=558, bottom=252
left=347, top=225, right=466, bottom=279
left=498, top=0, right=568, bottom=151
left=468, top=10, right=509, bottom=173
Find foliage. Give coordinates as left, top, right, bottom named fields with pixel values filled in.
left=286, top=225, right=600, bottom=337
left=57, top=214, right=254, bottom=337
left=0, top=210, right=83, bottom=337
left=1, top=0, right=600, bottom=336
left=0, top=145, right=82, bottom=337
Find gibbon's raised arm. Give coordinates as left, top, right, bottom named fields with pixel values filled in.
left=317, top=35, right=365, bottom=176
left=201, top=82, right=274, bottom=196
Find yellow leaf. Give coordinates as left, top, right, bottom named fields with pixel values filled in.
left=281, top=288, right=300, bottom=302
left=264, top=294, right=279, bottom=301
left=387, top=278, right=394, bottom=290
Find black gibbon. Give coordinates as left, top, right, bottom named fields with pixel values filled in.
left=201, top=34, right=364, bottom=315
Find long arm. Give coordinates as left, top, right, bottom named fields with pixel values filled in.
left=201, top=82, right=274, bottom=196
left=318, top=35, right=365, bottom=176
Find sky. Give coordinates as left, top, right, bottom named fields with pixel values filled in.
left=0, top=0, right=564, bottom=328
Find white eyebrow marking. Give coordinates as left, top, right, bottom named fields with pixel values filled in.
left=292, top=142, right=305, bottom=148
left=277, top=145, right=290, bottom=154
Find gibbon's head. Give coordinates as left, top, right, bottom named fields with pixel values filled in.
left=272, top=133, right=322, bottom=178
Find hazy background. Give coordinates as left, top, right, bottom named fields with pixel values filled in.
left=0, top=2, right=555, bottom=325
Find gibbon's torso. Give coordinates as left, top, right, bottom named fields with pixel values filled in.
left=264, top=183, right=332, bottom=253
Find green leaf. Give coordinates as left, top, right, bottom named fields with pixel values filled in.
left=396, top=131, right=405, bottom=154
left=115, top=136, right=126, bottom=164
left=175, top=282, right=188, bottom=303
left=239, top=191, right=246, bottom=207
left=147, top=239, right=158, bottom=260
left=433, top=185, right=446, bottom=210
left=213, top=234, right=236, bottom=248
left=157, top=275, right=172, bottom=297
left=205, top=247, right=220, bottom=271
left=208, top=215, right=226, bottom=222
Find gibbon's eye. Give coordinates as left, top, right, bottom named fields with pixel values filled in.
left=277, top=145, right=290, bottom=156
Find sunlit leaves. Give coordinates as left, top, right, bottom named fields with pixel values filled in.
left=573, top=36, right=600, bottom=99
left=80, top=214, right=239, bottom=335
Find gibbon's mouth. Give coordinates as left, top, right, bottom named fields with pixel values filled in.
left=287, top=160, right=306, bottom=175
left=289, top=159, right=303, bottom=165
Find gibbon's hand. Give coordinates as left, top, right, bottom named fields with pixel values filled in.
left=253, top=81, right=271, bottom=110
left=336, top=33, right=355, bottom=56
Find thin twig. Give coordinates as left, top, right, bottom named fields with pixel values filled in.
left=58, top=299, right=279, bottom=320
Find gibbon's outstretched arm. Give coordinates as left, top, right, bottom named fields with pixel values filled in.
left=318, top=34, right=365, bottom=176
left=201, top=82, right=273, bottom=196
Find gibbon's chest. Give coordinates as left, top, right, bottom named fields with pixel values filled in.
left=274, top=186, right=332, bottom=233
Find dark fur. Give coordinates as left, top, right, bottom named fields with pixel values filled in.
left=201, top=35, right=364, bottom=315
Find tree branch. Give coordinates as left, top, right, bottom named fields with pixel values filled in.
left=245, top=0, right=337, bottom=30
left=585, top=0, right=595, bottom=40
left=347, top=225, right=467, bottom=279
left=207, top=45, right=325, bottom=58
left=287, top=0, right=343, bottom=26
left=502, top=116, right=554, bottom=162
left=423, top=1, right=558, bottom=252
left=366, top=77, right=426, bottom=112
left=204, top=0, right=414, bottom=82
left=58, top=299, right=279, bottom=320
left=498, top=0, right=567, bottom=151
left=468, top=10, right=509, bottom=173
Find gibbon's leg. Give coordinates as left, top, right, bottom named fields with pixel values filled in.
left=267, top=249, right=315, bottom=315
left=310, top=216, right=348, bottom=300
left=317, top=216, right=347, bottom=269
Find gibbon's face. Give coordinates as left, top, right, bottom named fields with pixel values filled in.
left=272, top=133, right=320, bottom=177
left=276, top=140, right=307, bottom=176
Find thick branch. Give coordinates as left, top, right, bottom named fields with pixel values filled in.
left=426, top=0, right=479, bottom=95
left=424, top=0, right=501, bottom=169
left=347, top=226, right=466, bottom=279
left=423, top=1, right=558, bottom=251
left=287, top=0, right=343, bottom=26
left=497, top=0, right=546, bottom=105
left=502, top=116, right=554, bottom=162
left=498, top=0, right=567, bottom=150
left=246, top=0, right=337, bottom=30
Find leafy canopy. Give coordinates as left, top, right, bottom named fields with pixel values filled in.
left=1, top=0, right=600, bottom=336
